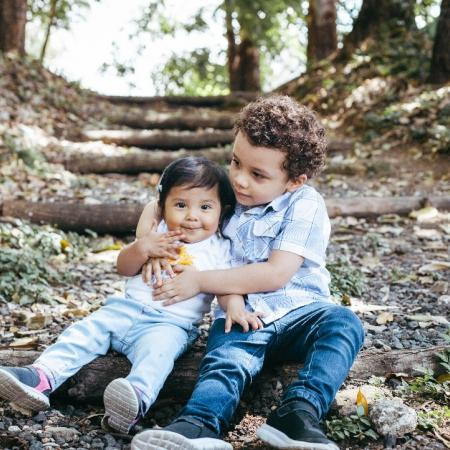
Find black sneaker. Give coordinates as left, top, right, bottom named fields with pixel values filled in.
left=256, top=401, right=339, bottom=450
left=131, top=416, right=232, bottom=450
left=0, top=366, right=51, bottom=411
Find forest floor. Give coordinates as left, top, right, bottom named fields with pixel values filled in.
left=0, top=52, right=449, bottom=450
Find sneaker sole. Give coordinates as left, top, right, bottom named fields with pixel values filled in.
left=131, top=429, right=232, bottom=450
left=257, top=424, right=340, bottom=450
left=103, top=378, right=140, bottom=434
left=0, top=368, right=50, bottom=411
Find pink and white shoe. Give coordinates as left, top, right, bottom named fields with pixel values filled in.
left=0, top=366, right=51, bottom=411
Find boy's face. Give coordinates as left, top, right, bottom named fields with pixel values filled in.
left=229, top=132, right=304, bottom=207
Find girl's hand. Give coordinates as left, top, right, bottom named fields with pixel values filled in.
left=142, top=257, right=176, bottom=287
left=224, top=304, right=264, bottom=333
left=139, top=220, right=184, bottom=259
left=152, top=266, right=199, bottom=305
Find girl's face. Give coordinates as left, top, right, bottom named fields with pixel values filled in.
left=163, top=184, right=222, bottom=243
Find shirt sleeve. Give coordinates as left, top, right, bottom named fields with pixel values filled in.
left=213, top=236, right=233, bottom=269
left=271, top=194, right=330, bottom=266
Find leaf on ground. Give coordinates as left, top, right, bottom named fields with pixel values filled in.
left=356, top=388, right=369, bottom=416
left=419, top=261, right=450, bottom=273
left=376, top=311, right=394, bottom=324
left=9, top=337, right=38, bottom=349
left=406, top=314, right=449, bottom=325
left=409, top=207, right=439, bottom=222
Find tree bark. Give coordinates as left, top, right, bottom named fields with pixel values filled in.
left=225, top=0, right=240, bottom=92
left=0, top=0, right=27, bottom=55
left=3, top=196, right=450, bottom=234
left=1, top=201, right=144, bottom=235
left=0, top=346, right=444, bottom=405
left=237, top=38, right=261, bottom=92
left=307, top=0, right=337, bottom=66
left=97, top=93, right=258, bottom=107
left=108, top=111, right=235, bottom=130
left=80, top=129, right=234, bottom=149
left=429, top=0, right=450, bottom=83
left=340, top=0, right=415, bottom=58
left=48, top=145, right=232, bottom=174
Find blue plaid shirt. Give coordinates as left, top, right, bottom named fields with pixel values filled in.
left=215, top=184, right=332, bottom=324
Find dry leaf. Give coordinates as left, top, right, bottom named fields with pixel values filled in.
left=9, top=337, right=38, bottom=349
left=376, top=311, right=394, bottom=324
left=418, top=261, right=450, bottom=273
left=409, top=206, right=439, bottom=222
left=356, top=388, right=369, bottom=416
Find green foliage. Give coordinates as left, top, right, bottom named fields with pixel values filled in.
left=0, top=220, right=89, bottom=305
left=436, top=332, right=450, bottom=373
left=151, top=48, right=229, bottom=96
left=417, top=406, right=450, bottom=431
left=399, top=370, right=450, bottom=404
left=326, top=414, right=379, bottom=442
left=28, top=0, right=99, bottom=31
left=327, top=257, right=366, bottom=300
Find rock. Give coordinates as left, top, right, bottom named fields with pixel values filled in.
left=333, top=385, right=390, bottom=416
left=369, top=398, right=417, bottom=445
left=45, top=426, right=81, bottom=442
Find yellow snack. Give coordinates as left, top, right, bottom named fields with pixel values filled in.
left=168, top=246, right=194, bottom=266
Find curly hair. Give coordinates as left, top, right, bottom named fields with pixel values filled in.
left=234, top=95, right=327, bottom=179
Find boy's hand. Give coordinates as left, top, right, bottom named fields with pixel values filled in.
left=153, top=266, right=200, bottom=305
left=224, top=304, right=264, bottom=333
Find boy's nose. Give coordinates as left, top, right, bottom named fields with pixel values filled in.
left=234, top=173, right=248, bottom=189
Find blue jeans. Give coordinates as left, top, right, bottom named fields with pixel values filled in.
left=34, top=296, right=199, bottom=413
left=178, top=302, right=364, bottom=434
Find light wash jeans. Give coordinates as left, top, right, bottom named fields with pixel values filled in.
left=34, top=296, right=199, bottom=413
left=176, top=302, right=364, bottom=434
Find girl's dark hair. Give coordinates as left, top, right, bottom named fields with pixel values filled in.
left=157, top=157, right=236, bottom=230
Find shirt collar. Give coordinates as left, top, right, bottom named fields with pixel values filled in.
left=236, top=189, right=297, bottom=216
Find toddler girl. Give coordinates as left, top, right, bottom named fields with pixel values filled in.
left=0, top=157, right=242, bottom=434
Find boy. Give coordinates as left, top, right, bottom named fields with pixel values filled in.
left=131, top=96, right=364, bottom=450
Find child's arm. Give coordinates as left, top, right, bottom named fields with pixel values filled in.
left=154, top=249, right=303, bottom=304
left=217, top=295, right=264, bottom=333
left=136, top=200, right=160, bottom=238
left=117, top=221, right=183, bottom=276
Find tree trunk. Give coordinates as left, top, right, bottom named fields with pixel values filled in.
left=3, top=196, right=450, bottom=234
left=0, top=0, right=27, bottom=55
left=307, top=0, right=337, bottom=66
left=97, top=93, right=257, bottom=107
left=108, top=111, right=235, bottom=130
left=0, top=346, right=444, bottom=405
left=237, top=38, right=261, bottom=92
left=1, top=201, right=144, bottom=235
left=341, top=0, right=415, bottom=58
left=39, top=0, right=58, bottom=64
left=48, top=145, right=232, bottom=174
left=80, top=129, right=234, bottom=149
left=429, top=0, right=450, bottom=83
left=225, top=0, right=240, bottom=92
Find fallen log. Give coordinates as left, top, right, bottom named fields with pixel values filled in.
left=325, top=195, right=450, bottom=218
left=97, top=92, right=258, bottom=107
left=47, top=144, right=232, bottom=174
left=1, top=201, right=144, bottom=235
left=108, top=111, right=235, bottom=130
left=2, top=196, right=449, bottom=234
left=0, top=346, right=445, bottom=404
left=80, top=129, right=234, bottom=149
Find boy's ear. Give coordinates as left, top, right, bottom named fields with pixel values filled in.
left=286, top=174, right=307, bottom=192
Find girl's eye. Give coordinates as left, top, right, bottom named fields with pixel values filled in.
left=175, top=202, right=186, bottom=208
left=201, top=204, right=212, bottom=210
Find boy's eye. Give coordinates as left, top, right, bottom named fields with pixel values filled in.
left=231, top=157, right=239, bottom=166
left=253, top=172, right=264, bottom=179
